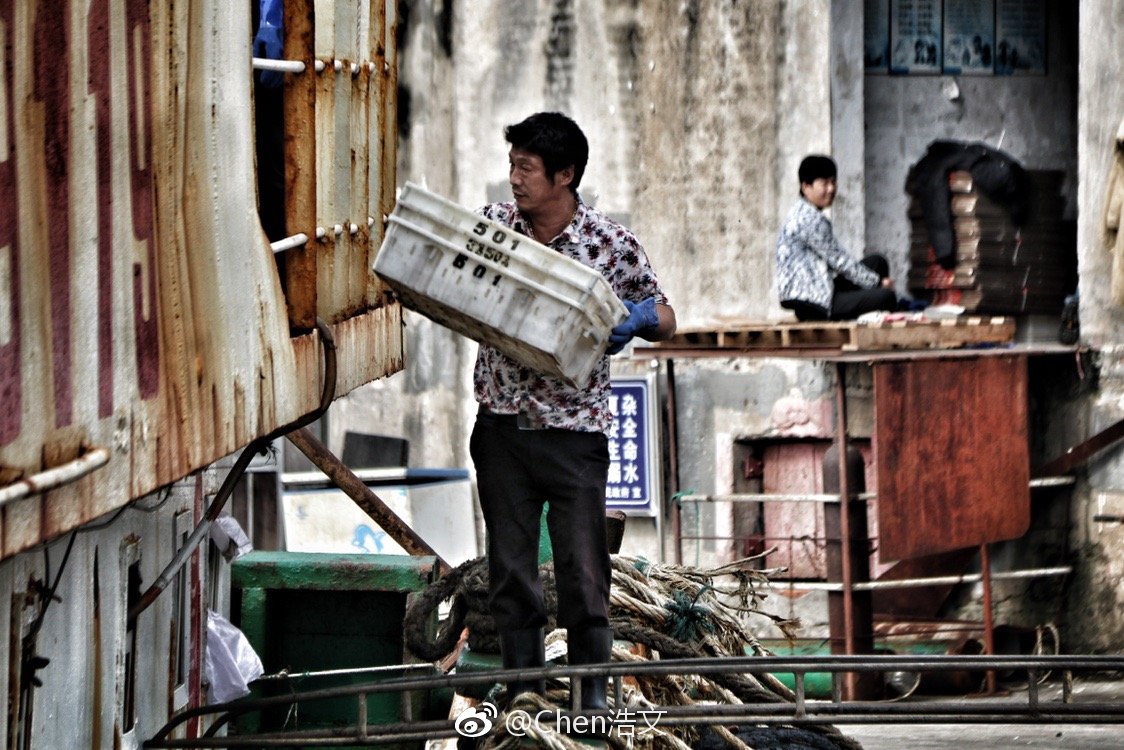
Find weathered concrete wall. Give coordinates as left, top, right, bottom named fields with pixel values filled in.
left=830, top=0, right=865, bottom=255
left=631, top=1, right=830, bottom=324
left=336, top=0, right=835, bottom=560
left=863, top=2, right=1079, bottom=292
left=342, top=1, right=1124, bottom=656
left=1058, top=0, right=1124, bottom=653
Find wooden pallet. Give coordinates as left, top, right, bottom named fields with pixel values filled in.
left=661, top=316, right=1016, bottom=352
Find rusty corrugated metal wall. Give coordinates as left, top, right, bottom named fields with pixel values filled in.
left=0, top=0, right=402, bottom=557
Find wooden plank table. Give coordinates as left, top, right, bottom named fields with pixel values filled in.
left=655, top=316, right=1017, bottom=353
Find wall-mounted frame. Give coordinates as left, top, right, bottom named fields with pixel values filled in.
left=889, top=0, right=942, bottom=75
left=943, top=0, right=995, bottom=75
left=995, top=0, right=1046, bottom=75
left=866, top=0, right=1047, bottom=77
left=864, top=0, right=890, bottom=73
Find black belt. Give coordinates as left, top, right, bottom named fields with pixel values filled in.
left=478, top=406, right=547, bottom=430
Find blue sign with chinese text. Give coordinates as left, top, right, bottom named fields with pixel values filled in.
left=605, top=376, right=659, bottom=516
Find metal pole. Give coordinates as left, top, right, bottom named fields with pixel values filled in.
left=130, top=319, right=338, bottom=623
left=285, top=428, right=450, bottom=575
left=767, top=565, right=1071, bottom=591
left=981, top=542, right=997, bottom=693
left=833, top=363, right=857, bottom=698
left=0, top=447, right=111, bottom=507
left=666, top=357, right=683, bottom=565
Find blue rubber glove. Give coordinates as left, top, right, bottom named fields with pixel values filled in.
left=607, top=297, right=660, bottom=355
left=254, top=0, right=284, bottom=88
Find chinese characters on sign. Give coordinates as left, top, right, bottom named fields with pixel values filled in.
left=605, top=376, right=659, bottom=516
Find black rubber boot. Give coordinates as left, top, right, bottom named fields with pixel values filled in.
left=499, top=627, right=545, bottom=703
left=567, top=626, right=613, bottom=710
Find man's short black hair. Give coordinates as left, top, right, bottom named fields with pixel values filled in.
left=798, top=154, right=837, bottom=186
left=504, top=112, right=588, bottom=192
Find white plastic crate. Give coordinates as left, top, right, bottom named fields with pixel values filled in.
left=374, top=183, right=629, bottom=385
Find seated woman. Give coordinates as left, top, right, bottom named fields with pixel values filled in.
left=776, top=155, right=897, bottom=321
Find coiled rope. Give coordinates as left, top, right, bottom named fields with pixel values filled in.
left=404, top=554, right=863, bottom=750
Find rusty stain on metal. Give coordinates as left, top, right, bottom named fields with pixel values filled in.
left=283, top=0, right=319, bottom=330
left=93, top=550, right=103, bottom=750
left=874, top=356, right=1030, bottom=562
left=0, top=0, right=403, bottom=560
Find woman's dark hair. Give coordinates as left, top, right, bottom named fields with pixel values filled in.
left=504, top=112, right=588, bottom=192
left=798, top=154, right=837, bottom=187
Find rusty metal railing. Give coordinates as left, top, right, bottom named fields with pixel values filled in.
left=145, top=654, right=1124, bottom=747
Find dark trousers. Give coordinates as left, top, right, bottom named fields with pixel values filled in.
left=832, top=253, right=897, bottom=318
left=787, top=254, right=897, bottom=321
left=470, top=412, right=611, bottom=633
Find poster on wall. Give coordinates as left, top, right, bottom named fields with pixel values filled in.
left=605, top=375, right=661, bottom=517
left=943, top=0, right=995, bottom=75
left=889, top=0, right=942, bottom=74
left=995, top=0, right=1046, bottom=75
left=864, top=0, right=889, bottom=73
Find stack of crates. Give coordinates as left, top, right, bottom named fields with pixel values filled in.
left=374, top=183, right=627, bottom=385
left=907, top=170, right=1076, bottom=314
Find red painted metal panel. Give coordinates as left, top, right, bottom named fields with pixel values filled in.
left=873, top=356, right=1030, bottom=561
left=763, top=442, right=878, bottom=579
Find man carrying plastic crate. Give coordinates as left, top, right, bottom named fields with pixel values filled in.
left=471, top=112, right=676, bottom=712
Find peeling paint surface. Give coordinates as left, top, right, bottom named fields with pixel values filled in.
left=0, top=0, right=402, bottom=558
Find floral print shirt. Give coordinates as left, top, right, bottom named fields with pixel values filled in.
left=474, top=195, right=668, bottom=434
left=775, top=198, right=880, bottom=314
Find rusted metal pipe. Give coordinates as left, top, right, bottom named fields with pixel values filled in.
left=981, top=543, right=997, bottom=694
left=666, top=358, right=682, bottom=565
left=1034, top=415, right=1124, bottom=477
left=831, top=363, right=858, bottom=698
left=0, top=447, right=111, bottom=507
left=284, top=427, right=450, bottom=575
left=129, top=319, right=338, bottom=623
left=146, top=653, right=1124, bottom=745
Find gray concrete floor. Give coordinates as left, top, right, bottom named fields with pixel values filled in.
left=840, top=676, right=1123, bottom=749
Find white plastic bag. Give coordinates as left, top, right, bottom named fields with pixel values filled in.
left=204, top=609, right=264, bottom=704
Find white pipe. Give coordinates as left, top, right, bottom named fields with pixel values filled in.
left=1029, top=476, right=1076, bottom=488
left=772, top=566, right=1071, bottom=592
left=251, top=57, right=306, bottom=74
left=315, top=226, right=328, bottom=239
left=0, top=448, right=111, bottom=507
left=678, top=493, right=875, bottom=504
left=679, top=477, right=1072, bottom=505
left=314, top=60, right=326, bottom=73
left=270, top=233, right=309, bottom=254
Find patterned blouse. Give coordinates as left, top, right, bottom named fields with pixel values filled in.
left=775, top=198, right=880, bottom=313
left=474, top=196, right=668, bottom=434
